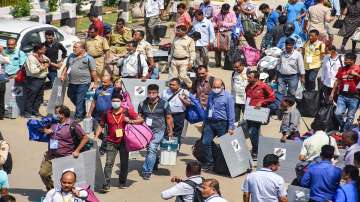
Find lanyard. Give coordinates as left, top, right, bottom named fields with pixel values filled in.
left=147, top=100, right=159, bottom=113
left=328, top=57, right=339, bottom=69
left=112, top=112, right=124, bottom=125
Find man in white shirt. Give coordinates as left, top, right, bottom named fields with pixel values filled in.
left=299, top=122, right=340, bottom=161
left=320, top=45, right=343, bottom=102
left=231, top=60, right=248, bottom=123
left=162, top=78, right=190, bottom=146
left=343, top=131, right=360, bottom=166
left=201, top=179, right=228, bottom=202
left=192, top=10, right=215, bottom=66
left=161, top=161, right=203, bottom=202
left=242, top=154, right=288, bottom=202
left=117, top=41, right=149, bottom=79
left=144, top=0, right=165, bottom=45
left=43, top=170, right=88, bottom=202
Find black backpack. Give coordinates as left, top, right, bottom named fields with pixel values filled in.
left=212, top=143, right=230, bottom=176
left=69, top=122, right=93, bottom=152
left=181, top=179, right=204, bottom=202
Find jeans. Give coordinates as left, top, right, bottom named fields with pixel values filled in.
left=201, top=120, right=228, bottom=166
left=103, top=141, right=129, bottom=185
left=335, top=94, right=359, bottom=131
left=172, top=113, right=185, bottom=146
left=143, top=130, right=165, bottom=174
left=47, top=70, right=57, bottom=87
left=24, top=77, right=46, bottom=114
left=0, top=83, right=5, bottom=118
left=67, top=83, right=90, bottom=119
left=305, top=69, right=319, bottom=91
left=277, top=73, right=299, bottom=97
left=247, top=120, right=261, bottom=154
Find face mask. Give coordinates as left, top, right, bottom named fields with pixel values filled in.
left=112, top=102, right=121, bottom=109
left=52, top=114, right=60, bottom=122
left=212, top=88, right=222, bottom=94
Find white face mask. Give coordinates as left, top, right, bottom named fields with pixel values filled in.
left=112, top=102, right=121, bottom=109
left=212, top=88, right=222, bottom=94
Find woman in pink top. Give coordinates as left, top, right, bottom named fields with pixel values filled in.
left=212, top=3, right=237, bottom=68
left=176, top=3, right=192, bottom=32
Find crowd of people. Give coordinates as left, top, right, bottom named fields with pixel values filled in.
left=0, top=0, right=360, bottom=201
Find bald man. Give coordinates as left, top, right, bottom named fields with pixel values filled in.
left=61, top=42, right=99, bottom=121
left=43, top=171, right=89, bottom=201
left=201, top=79, right=235, bottom=171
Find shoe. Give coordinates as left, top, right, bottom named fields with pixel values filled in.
left=201, top=164, right=213, bottom=172
left=251, top=153, right=257, bottom=161
left=23, top=113, right=33, bottom=119
left=101, top=184, right=110, bottom=193
left=119, top=182, right=128, bottom=189
left=142, top=173, right=151, bottom=180
left=99, top=149, right=105, bottom=156
left=32, top=112, right=43, bottom=117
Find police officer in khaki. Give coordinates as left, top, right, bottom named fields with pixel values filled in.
left=169, top=25, right=196, bottom=89
left=133, top=30, right=155, bottom=73
left=86, top=25, right=110, bottom=78
left=109, top=18, right=132, bottom=56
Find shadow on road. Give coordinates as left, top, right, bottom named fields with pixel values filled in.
left=9, top=188, right=46, bottom=202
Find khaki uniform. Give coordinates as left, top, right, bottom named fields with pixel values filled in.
left=109, top=27, right=132, bottom=55
left=86, top=35, right=110, bottom=77
left=170, top=35, right=196, bottom=88
left=137, top=39, right=154, bottom=59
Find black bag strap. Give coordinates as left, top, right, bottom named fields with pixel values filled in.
left=137, top=53, right=144, bottom=78
left=301, top=117, right=310, bottom=131
left=338, top=55, right=344, bottom=68
left=328, top=134, right=331, bottom=145
left=167, top=89, right=182, bottom=102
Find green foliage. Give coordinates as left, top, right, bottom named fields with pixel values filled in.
left=103, top=0, right=118, bottom=7
left=11, top=0, right=31, bottom=18
left=48, top=0, right=59, bottom=12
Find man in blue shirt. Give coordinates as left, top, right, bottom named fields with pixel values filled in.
left=192, top=10, right=215, bottom=67
left=201, top=78, right=235, bottom=171
left=301, top=145, right=342, bottom=202
left=199, top=0, right=214, bottom=19
left=259, top=4, right=280, bottom=50
left=2, top=38, right=27, bottom=76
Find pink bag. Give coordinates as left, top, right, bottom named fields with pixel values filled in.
left=80, top=185, right=100, bottom=202
left=125, top=123, right=153, bottom=152
left=241, top=45, right=261, bottom=66
left=121, top=91, right=134, bottom=109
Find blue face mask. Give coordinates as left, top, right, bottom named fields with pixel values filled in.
left=52, top=114, right=60, bottom=122
left=112, top=102, right=121, bottom=109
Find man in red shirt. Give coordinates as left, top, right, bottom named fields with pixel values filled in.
left=88, top=12, right=104, bottom=37
left=330, top=53, right=360, bottom=132
left=95, top=93, right=144, bottom=192
left=176, top=3, right=192, bottom=32
left=245, top=70, right=275, bottom=159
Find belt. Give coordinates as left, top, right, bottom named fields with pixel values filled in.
left=172, top=56, right=188, bottom=60
left=92, top=55, right=103, bottom=59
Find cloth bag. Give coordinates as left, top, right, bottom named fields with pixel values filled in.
left=214, top=31, right=230, bottom=51
left=185, top=93, right=205, bottom=124
left=241, top=45, right=261, bottom=66
left=297, top=90, right=319, bottom=117
left=125, top=123, right=153, bottom=152
left=311, top=104, right=339, bottom=132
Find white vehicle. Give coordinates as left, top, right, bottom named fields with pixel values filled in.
left=0, top=20, right=79, bottom=57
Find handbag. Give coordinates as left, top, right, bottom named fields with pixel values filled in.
left=242, top=18, right=263, bottom=37
left=351, top=27, right=360, bottom=42
left=215, top=31, right=230, bottom=51
left=333, top=17, right=344, bottom=29
left=241, top=45, right=261, bottom=66
left=14, top=66, right=26, bottom=83
left=185, top=93, right=205, bottom=124
left=124, top=123, right=153, bottom=152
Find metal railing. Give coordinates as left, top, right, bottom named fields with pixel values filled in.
left=0, top=0, right=20, bottom=7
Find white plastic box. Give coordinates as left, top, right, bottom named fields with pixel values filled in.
left=160, top=138, right=178, bottom=166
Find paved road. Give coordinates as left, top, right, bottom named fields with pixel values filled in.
left=2, top=0, right=360, bottom=201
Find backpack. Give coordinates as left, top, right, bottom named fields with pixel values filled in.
left=180, top=179, right=205, bottom=202
left=70, top=122, right=93, bottom=152
left=80, top=185, right=100, bottom=202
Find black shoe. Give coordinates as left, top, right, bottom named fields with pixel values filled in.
left=32, top=112, right=43, bottom=117
left=101, top=184, right=110, bottom=193
left=23, top=113, right=33, bottom=119
left=99, top=149, right=105, bottom=156
left=251, top=153, right=257, bottom=161
left=119, top=182, right=128, bottom=189
left=142, top=173, right=151, bottom=180
left=201, top=164, right=214, bottom=172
